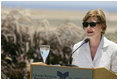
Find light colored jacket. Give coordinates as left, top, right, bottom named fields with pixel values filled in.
left=72, top=36, right=117, bottom=74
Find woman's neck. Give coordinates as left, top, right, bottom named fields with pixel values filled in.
left=89, top=35, right=102, bottom=48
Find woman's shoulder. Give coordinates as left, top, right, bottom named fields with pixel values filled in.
left=105, top=37, right=116, bottom=45
left=104, top=36, right=117, bottom=49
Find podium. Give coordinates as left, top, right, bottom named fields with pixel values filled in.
left=30, top=62, right=117, bottom=79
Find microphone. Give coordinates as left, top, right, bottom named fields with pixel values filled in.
left=72, top=38, right=90, bottom=54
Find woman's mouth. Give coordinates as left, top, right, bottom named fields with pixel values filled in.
left=87, top=31, right=93, bottom=34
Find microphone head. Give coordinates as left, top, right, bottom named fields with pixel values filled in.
left=84, top=38, right=90, bottom=43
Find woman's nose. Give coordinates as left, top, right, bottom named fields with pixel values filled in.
left=87, top=25, right=91, bottom=29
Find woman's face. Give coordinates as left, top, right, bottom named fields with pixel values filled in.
left=83, top=17, right=102, bottom=39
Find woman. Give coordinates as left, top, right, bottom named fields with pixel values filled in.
left=72, top=9, right=117, bottom=74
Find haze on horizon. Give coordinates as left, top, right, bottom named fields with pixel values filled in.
left=1, top=1, right=117, bottom=12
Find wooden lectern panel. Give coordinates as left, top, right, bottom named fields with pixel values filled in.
left=93, top=67, right=117, bottom=79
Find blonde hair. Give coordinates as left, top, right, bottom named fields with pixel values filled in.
left=83, top=8, right=107, bottom=34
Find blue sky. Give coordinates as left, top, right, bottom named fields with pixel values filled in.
left=1, top=1, right=117, bottom=12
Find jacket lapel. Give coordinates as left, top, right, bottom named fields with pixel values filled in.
left=83, top=42, right=94, bottom=67
left=93, top=36, right=109, bottom=63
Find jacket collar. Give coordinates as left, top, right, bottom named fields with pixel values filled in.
left=86, top=35, right=109, bottom=49
left=101, top=35, right=109, bottom=48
